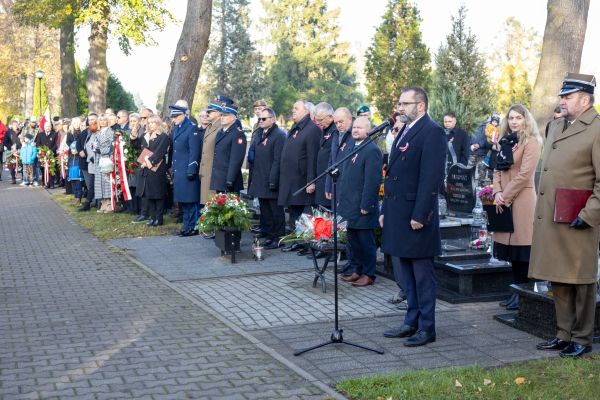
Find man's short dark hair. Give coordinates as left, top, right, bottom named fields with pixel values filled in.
left=401, top=86, right=429, bottom=111
left=262, top=107, right=276, bottom=119
left=443, top=112, right=456, bottom=119
left=88, top=112, right=98, bottom=117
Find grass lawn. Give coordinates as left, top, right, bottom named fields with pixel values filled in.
left=53, top=194, right=180, bottom=241
left=336, top=355, right=600, bottom=399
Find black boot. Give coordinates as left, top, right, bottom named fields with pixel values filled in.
left=499, top=292, right=517, bottom=307
left=505, top=293, right=520, bottom=310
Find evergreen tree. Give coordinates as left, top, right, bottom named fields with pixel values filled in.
left=204, top=0, right=263, bottom=119
left=76, top=65, right=136, bottom=115
left=364, top=0, right=431, bottom=117
left=430, top=6, right=493, bottom=132
left=262, top=0, right=362, bottom=120
left=491, top=18, right=540, bottom=112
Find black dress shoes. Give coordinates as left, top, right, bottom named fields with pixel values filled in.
left=404, top=330, right=436, bottom=347
left=536, top=337, right=570, bottom=351
left=281, top=242, right=304, bottom=252
left=132, top=215, right=148, bottom=223
left=250, top=227, right=262, bottom=234
left=146, top=219, right=156, bottom=226
left=383, top=324, right=417, bottom=338
left=264, top=241, right=280, bottom=250
left=180, top=229, right=199, bottom=237
left=262, top=239, right=274, bottom=247
left=78, top=203, right=91, bottom=212
left=559, top=342, right=592, bottom=358
left=505, top=293, right=520, bottom=310
left=297, top=248, right=310, bottom=256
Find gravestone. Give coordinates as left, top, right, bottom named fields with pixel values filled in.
left=445, top=164, right=476, bottom=215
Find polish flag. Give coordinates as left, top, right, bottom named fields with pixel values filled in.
left=39, top=106, right=50, bottom=130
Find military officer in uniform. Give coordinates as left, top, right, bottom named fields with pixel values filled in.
left=381, top=87, right=447, bottom=347
left=169, top=103, right=202, bottom=237
left=248, top=108, right=286, bottom=249
left=278, top=100, right=321, bottom=253
left=531, top=73, right=600, bottom=358
left=338, top=116, right=383, bottom=287
left=210, top=104, right=247, bottom=193
left=199, top=99, right=224, bottom=207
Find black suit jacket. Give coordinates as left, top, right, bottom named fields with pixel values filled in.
left=446, top=127, right=470, bottom=166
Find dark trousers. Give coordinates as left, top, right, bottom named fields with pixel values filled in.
left=9, top=168, right=16, bottom=182
left=127, top=187, right=140, bottom=214
left=346, top=228, right=376, bottom=278
left=181, top=202, right=199, bottom=231
left=141, top=197, right=149, bottom=217
left=259, top=198, right=285, bottom=240
left=512, top=261, right=529, bottom=284
left=552, top=282, right=597, bottom=346
left=71, top=180, right=83, bottom=199
left=146, top=198, right=165, bottom=221
left=391, top=256, right=406, bottom=295
left=397, top=257, right=436, bottom=334
left=83, top=171, right=95, bottom=205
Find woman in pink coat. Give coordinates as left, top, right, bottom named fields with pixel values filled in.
left=492, top=104, right=542, bottom=310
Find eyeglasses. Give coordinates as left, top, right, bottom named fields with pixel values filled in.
left=396, top=101, right=421, bottom=108
left=258, top=117, right=271, bottom=121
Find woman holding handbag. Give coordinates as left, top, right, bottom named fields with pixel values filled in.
left=492, top=104, right=542, bottom=310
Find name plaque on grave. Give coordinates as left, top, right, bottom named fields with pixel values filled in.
left=446, top=164, right=475, bottom=214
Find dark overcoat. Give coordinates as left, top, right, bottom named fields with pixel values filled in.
left=136, top=133, right=170, bottom=200
left=380, top=114, right=447, bottom=258
left=338, top=141, right=383, bottom=229
left=35, top=130, right=58, bottom=153
left=248, top=125, right=286, bottom=199
left=210, top=123, right=247, bottom=192
left=325, top=129, right=354, bottom=193
left=315, top=122, right=336, bottom=207
left=446, top=127, right=470, bottom=166
left=171, top=117, right=202, bottom=203
left=278, top=115, right=321, bottom=206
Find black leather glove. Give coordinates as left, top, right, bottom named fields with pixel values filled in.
left=269, top=183, right=278, bottom=191
left=570, top=217, right=591, bottom=230
left=226, top=181, right=234, bottom=192
left=186, top=174, right=195, bottom=181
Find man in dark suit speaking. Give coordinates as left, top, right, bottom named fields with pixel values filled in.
left=380, top=87, right=447, bottom=347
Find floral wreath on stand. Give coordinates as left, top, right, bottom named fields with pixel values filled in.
left=279, top=207, right=347, bottom=245
left=196, top=193, right=252, bottom=233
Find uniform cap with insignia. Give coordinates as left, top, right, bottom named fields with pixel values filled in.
left=168, top=104, right=187, bottom=118
left=558, top=72, right=596, bottom=96
left=221, top=105, right=238, bottom=116
left=216, top=94, right=235, bottom=108
left=356, top=105, right=371, bottom=115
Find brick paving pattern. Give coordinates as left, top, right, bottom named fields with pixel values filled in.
left=0, top=179, right=329, bottom=400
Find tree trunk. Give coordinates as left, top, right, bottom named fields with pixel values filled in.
left=161, top=0, right=212, bottom=118
left=86, top=1, right=110, bottom=114
left=530, top=0, right=590, bottom=128
left=60, top=17, right=78, bottom=117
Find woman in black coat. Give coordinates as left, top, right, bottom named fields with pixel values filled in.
left=136, top=116, right=170, bottom=226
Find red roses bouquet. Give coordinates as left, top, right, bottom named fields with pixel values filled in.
left=280, top=208, right=347, bottom=244
left=196, top=193, right=252, bottom=232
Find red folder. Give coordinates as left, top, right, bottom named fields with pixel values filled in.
left=553, top=188, right=593, bottom=223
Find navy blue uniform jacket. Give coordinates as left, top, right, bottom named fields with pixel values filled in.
left=381, top=114, right=446, bottom=258
left=338, top=141, right=383, bottom=229
left=278, top=115, right=321, bottom=206
left=172, top=117, right=202, bottom=203
left=247, top=125, right=286, bottom=199
left=210, top=123, right=247, bottom=192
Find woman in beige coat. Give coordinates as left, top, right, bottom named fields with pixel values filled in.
left=492, top=104, right=542, bottom=310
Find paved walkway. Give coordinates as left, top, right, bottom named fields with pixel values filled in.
left=0, top=176, right=332, bottom=399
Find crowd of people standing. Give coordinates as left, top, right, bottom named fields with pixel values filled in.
left=1, top=72, right=598, bottom=356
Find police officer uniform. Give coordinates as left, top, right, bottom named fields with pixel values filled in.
left=170, top=105, right=203, bottom=236
left=210, top=106, right=247, bottom=193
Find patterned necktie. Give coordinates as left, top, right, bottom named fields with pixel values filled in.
left=396, top=125, right=411, bottom=148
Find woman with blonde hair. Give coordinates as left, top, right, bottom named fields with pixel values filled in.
left=136, top=115, right=170, bottom=226
left=492, top=104, right=542, bottom=310
left=92, top=114, right=115, bottom=212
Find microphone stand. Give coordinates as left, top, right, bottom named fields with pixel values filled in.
left=292, top=124, right=389, bottom=356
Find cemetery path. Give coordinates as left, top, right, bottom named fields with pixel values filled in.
left=0, top=176, right=335, bottom=400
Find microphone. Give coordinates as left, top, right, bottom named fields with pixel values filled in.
left=367, top=116, right=396, bottom=137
